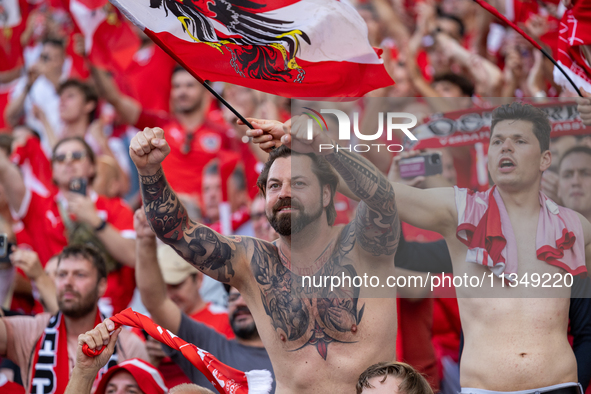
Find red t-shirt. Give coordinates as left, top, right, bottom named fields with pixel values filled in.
left=189, top=302, right=235, bottom=340
left=12, top=189, right=137, bottom=314
left=116, top=45, right=177, bottom=113
left=135, top=110, right=233, bottom=195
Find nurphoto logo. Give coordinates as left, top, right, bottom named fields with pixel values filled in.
left=303, top=107, right=418, bottom=153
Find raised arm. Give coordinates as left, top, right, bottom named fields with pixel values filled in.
left=0, top=145, right=26, bottom=214
left=91, top=66, right=141, bottom=126
left=133, top=208, right=182, bottom=335
left=388, top=153, right=457, bottom=236
left=129, top=127, right=250, bottom=288
left=247, top=122, right=458, bottom=237
left=10, top=248, right=58, bottom=314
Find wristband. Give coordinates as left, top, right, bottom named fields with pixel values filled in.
left=94, top=219, right=107, bottom=232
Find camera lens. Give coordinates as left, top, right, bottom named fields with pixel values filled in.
left=431, top=154, right=441, bottom=165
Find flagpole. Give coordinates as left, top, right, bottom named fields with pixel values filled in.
left=472, top=0, right=582, bottom=97
left=201, top=81, right=255, bottom=129
left=140, top=30, right=256, bottom=129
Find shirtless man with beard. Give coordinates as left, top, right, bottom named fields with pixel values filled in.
left=126, top=120, right=400, bottom=393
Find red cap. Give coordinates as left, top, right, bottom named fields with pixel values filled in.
left=95, top=358, right=168, bottom=394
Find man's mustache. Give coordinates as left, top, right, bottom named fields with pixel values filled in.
left=273, top=198, right=302, bottom=213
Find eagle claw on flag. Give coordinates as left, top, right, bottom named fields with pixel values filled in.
left=109, top=0, right=394, bottom=97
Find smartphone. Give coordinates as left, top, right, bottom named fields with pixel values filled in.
left=399, top=152, right=443, bottom=179
left=69, top=178, right=87, bottom=195
left=0, top=233, right=13, bottom=263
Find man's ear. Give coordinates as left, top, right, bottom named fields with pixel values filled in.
left=97, top=277, right=107, bottom=298
left=540, top=149, right=552, bottom=172
left=84, top=100, right=97, bottom=116
left=322, top=184, right=331, bottom=208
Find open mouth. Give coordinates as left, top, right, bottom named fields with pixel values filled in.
left=499, top=158, right=515, bottom=170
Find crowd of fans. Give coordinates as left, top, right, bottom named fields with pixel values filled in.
left=0, top=0, right=589, bottom=393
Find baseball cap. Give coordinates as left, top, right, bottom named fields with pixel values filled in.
left=95, top=358, right=168, bottom=394
left=157, top=245, right=200, bottom=285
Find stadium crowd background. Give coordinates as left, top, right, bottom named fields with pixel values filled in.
left=0, top=0, right=589, bottom=393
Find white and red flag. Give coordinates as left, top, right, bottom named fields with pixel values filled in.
left=554, top=0, right=591, bottom=92
left=108, top=0, right=393, bottom=97
left=62, top=0, right=140, bottom=72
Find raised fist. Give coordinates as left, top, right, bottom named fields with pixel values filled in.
left=129, top=127, right=171, bottom=175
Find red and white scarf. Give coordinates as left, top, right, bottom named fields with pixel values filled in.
left=83, top=308, right=272, bottom=394
left=555, top=1, right=591, bottom=93
left=30, top=310, right=118, bottom=394
left=455, top=186, right=587, bottom=279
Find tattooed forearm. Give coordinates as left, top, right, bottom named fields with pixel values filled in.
left=140, top=167, right=238, bottom=282
left=326, top=148, right=399, bottom=255
left=355, top=204, right=400, bottom=255
left=325, top=148, right=396, bottom=215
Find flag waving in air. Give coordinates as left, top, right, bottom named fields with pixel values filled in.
left=109, top=0, right=394, bottom=97
left=63, top=0, right=140, bottom=73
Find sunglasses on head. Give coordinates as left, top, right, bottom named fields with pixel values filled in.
left=53, top=151, right=86, bottom=163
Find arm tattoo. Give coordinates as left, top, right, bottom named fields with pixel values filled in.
left=326, top=149, right=399, bottom=255
left=140, top=167, right=238, bottom=282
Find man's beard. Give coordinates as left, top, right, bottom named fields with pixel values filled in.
left=268, top=197, right=323, bottom=236
left=175, top=97, right=201, bottom=114
left=230, top=306, right=259, bottom=340
left=58, top=287, right=98, bottom=318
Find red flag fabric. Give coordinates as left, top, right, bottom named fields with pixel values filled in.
left=0, top=0, right=28, bottom=72
left=63, top=0, right=140, bottom=73
left=83, top=308, right=273, bottom=394
left=554, top=1, right=591, bottom=92
left=109, top=0, right=393, bottom=97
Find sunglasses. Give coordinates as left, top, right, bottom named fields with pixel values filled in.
left=53, top=151, right=86, bottom=163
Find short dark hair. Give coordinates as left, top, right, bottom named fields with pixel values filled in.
left=42, top=37, right=65, bottom=51
left=432, top=73, right=474, bottom=97
left=58, top=79, right=98, bottom=123
left=172, top=65, right=189, bottom=77
left=356, top=362, right=433, bottom=394
left=490, top=102, right=551, bottom=152
left=436, top=9, right=466, bottom=38
left=204, top=162, right=219, bottom=176
left=57, top=245, right=107, bottom=282
left=0, top=134, right=13, bottom=156
left=559, top=145, right=591, bottom=170
left=256, top=145, right=339, bottom=226
left=231, top=167, right=247, bottom=192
